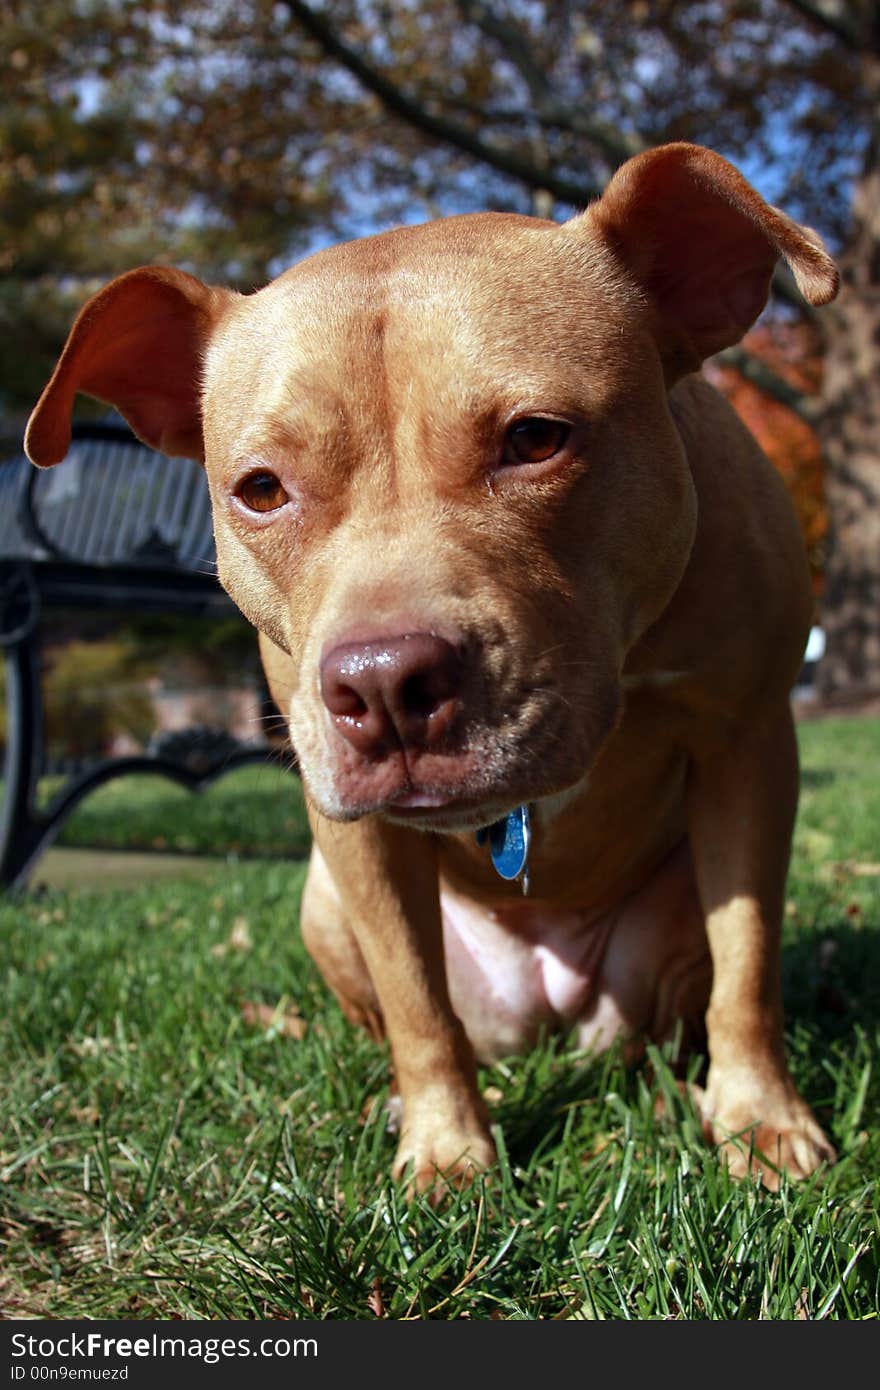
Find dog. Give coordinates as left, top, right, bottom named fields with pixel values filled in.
left=26, top=142, right=839, bottom=1194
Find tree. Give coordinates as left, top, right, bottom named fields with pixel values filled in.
left=3, top=0, right=876, bottom=694
left=1, top=0, right=332, bottom=437
left=797, top=3, right=880, bottom=698
left=707, top=321, right=827, bottom=591
left=279, top=0, right=876, bottom=699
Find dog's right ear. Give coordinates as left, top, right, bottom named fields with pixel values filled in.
left=25, top=266, right=236, bottom=467
left=578, top=143, right=839, bottom=381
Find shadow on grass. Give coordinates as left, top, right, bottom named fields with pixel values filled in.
left=800, top=768, right=837, bottom=789
left=485, top=917, right=879, bottom=1176
left=782, top=918, right=880, bottom=1038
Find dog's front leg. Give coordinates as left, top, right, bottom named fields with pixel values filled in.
left=686, top=704, right=836, bottom=1186
left=309, top=809, right=495, bottom=1195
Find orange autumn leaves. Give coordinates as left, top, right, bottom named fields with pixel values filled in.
left=708, top=322, right=826, bottom=595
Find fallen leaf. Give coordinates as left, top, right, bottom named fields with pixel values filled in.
left=70, top=1104, right=100, bottom=1125
left=228, top=917, right=253, bottom=952
left=367, top=1277, right=385, bottom=1318
left=240, top=999, right=307, bottom=1040
left=212, top=917, right=254, bottom=956
left=798, top=828, right=833, bottom=861
left=568, top=1299, right=605, bottom=1320
left=829, top=860, right=880, bottom=880
left=69, top=1035, right=114, bottom=1057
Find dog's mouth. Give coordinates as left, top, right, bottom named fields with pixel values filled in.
left=387, top=788, right=455, bottom=811
left=307, top=750, right=541, bottom=831
left=383, top=785, right=517, bottom=833
left=337, top=750, right=569, bottom=832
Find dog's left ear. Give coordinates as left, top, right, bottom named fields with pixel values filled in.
left=25, top=266, right=236, bottom=467
left=578, top=142, right=839, bottom=379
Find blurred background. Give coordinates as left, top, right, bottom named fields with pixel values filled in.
left=1, top=0, right=877, bottom=777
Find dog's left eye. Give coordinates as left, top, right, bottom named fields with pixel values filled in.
left=504, top=418, right=570, bottom=465
left=236, top=471, right=288, bottom=513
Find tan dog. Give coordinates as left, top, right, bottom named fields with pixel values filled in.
left=27, top=143, right=839, bottom=1193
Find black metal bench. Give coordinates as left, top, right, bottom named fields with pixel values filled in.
left=0, top=421, right=280, bottom=891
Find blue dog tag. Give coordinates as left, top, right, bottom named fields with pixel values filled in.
left=476, top=804, right=532, bottom=893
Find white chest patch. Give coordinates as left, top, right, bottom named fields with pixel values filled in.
left=439, top=884, right=617, bottom=1059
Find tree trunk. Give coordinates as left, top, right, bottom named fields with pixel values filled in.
left=816, top=69, right=880, bottom=701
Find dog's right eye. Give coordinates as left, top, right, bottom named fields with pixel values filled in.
left=503, top=418, right=570, bottom=466
left=236, top=471, right=288, bottom=513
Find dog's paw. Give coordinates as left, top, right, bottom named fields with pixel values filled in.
left=695, top=1075, right=836, bottom=1189
left=392, top=1127, right=496, bottom=1203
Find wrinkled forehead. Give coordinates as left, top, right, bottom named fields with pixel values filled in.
left=201, top=213, right=641, bottom=437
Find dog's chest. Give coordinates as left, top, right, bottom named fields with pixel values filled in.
left=439, top=885, right=616, bottom=1061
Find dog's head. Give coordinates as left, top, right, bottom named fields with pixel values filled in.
left=26, top=144, right=837, bottom=831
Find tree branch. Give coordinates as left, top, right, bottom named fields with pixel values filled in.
left=778, top=0, right=862, bottom=50
left=455, top=0, right=551, bottom=106
left=714, top=345, right=822, bottom=422
left=282, top=0, right=600, bottom=206
left=455, top=0, right=644, bottom=165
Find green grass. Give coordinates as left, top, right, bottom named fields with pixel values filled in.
left=1, top=718, right=878, bottom=1319
left=50, top=762, right=310, bottom=859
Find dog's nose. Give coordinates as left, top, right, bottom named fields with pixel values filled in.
left=320, top=633, right=462, bottom=755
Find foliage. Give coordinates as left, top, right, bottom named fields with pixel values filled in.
left=53, top=763, right=309, bottom=858
left=2, top=1, right=869, bottom=415
left=2, top=0, right=329, bottom=416
left=709, top=320, right=828, bottom=589
left=0, top=717, right=877, bottom=1318
left=115, top=614, right=265, bottom=688
left=18, top=615, right=266, bottom=764
left=41, top=638, right=154, bottom=760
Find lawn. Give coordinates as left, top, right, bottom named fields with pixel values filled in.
left=1, top=719, right=877, bottom=1320
left=49, top=761, right=311, bottom=860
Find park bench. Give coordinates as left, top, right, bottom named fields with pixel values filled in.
left=0, top=421, right=279, bottom=891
